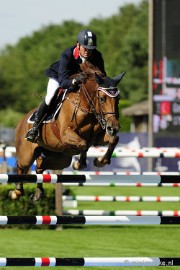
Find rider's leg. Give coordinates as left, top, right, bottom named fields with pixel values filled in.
left=25, top=99, right=48, bottom=143
left=45, top=78, right=60, bottom=106
left=25, top=78, right=59, bottom=143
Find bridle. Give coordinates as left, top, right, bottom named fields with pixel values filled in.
left=66, top=76, right=119, bottom=129
left=80, top=83, right=119, bottom=129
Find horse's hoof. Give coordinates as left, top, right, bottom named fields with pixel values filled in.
left=72, top=160, right=87, bottom=170
left=93, top=157, right=110, bottom=167
left=8, top=189, right=23, bottom=200
left=29, top=187, right=44, bottom=204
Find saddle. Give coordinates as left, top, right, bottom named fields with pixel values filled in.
left=27, top=88, right=68, bottom=124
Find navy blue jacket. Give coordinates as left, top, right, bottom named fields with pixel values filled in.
left=45, top=46, right=106, bottom=89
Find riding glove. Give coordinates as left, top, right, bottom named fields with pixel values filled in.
left=72, top=74, right=85, bottom=86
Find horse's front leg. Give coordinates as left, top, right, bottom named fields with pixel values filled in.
left=72, top=150, right=87, bottom=170
left=61, top=127, right=87, bottom=150
left=94, top=135, right=119, bottom=167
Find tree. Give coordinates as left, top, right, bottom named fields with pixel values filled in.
left=0, top=0, right=148, bottom=128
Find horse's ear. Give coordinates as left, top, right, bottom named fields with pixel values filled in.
left=113, top=71, right=126, bottom=85
left=95, top=72, right=104, bottom=85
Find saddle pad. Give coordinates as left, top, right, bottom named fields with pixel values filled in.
left=27, top=111, right=52, bottom=124
left=27, top=89, right=68, bottom=124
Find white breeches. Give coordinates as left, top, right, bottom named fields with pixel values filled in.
left=45, top=78, right=59, bottom=105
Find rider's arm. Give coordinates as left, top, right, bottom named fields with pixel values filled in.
left=58, top=49, right=74, bottom=89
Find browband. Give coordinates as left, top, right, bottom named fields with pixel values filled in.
left=97, top=87, right=120, bottom=97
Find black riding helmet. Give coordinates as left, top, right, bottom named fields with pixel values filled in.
left=77, top=30, right=97, bottom=49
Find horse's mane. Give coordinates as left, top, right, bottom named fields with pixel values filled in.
left=70, top=62, right=103, bottom=83
left=80, top=62, right=103, bottom=77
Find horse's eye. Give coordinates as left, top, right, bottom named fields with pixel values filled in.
left=99, top=96, right=106, bottom=103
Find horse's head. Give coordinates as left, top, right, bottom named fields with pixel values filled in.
left=93, top=71, right=126, bottom=137
left=78, top=62, right=125, bottom=137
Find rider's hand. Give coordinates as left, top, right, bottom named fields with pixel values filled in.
left=72, top=74, right=85, bottom=86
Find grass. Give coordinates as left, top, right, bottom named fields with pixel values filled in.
left=1, top=185, right=180, bottom=269
left=0, top=226, right=180, bottom=270
left=69, top=186, right=180, bottom=196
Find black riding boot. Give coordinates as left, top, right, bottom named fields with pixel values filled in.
left=25, top=100, right=49, bottom=143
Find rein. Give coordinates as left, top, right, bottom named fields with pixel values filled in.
left=82, top=84, right=107, bottom=129
left=68, top=83, right=118, bottom=130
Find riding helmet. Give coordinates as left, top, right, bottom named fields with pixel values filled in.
left=77, top=30, right=97, bottom=49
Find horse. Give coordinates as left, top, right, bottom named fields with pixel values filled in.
left=9, top=62, right=125, bottom=202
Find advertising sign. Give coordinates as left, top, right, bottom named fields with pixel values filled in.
left=153, top=0, right=180, bottom=134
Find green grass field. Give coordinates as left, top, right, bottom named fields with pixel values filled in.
left=0, top=185, right=180, bottom=269
left=0, top=226, right=180, bottom=270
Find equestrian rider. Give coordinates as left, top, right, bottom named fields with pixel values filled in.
left=25, top=29, right=106, bottom=143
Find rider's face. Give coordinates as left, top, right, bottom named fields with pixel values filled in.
left=79, top=44, right=93, bottom=59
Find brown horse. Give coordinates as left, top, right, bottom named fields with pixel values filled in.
left=9, top=62, right=125, bottom=202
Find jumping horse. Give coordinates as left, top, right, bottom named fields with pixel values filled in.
left=9, top=62, right=125, bottom=202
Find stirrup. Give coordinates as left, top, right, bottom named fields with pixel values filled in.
left=25, top=127, right=39, bottom=143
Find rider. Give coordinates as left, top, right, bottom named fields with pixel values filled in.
left=25, top=29, right=106, bottom=143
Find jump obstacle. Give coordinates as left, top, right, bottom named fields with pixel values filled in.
left=0, top=174, right=85, bottom=183
left=63, top=182, right=180, bottom=187
left=0, top=215, right=180, bottom=225
left=0, top=257, right=179, bottom=267
left=1, top=174, right=180, bottom=185
left=82, top=146, right=180, bottom=158
left=63, top=195, right=180, bottom=202
left=63, top=174, right=180, bottom=186
left=3, top=145, right=180, bottom=158
left=63, top=210, right=180, bottom=216
left=1, top=170, right=180, bottom=266
left=62, top=171, right=180, bottom=175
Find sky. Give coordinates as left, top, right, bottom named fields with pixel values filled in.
left=0, top=0, right=141, bottom=49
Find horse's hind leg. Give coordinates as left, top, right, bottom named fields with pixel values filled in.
left=29, top=156, right=44, bottom=204
left=30, top=152, right=73, bottom=203
left=29, top=182, right=44, bottom=204
left=9, top=147, right=38, bottom=200
left=8, top=166, right=28, bottom=200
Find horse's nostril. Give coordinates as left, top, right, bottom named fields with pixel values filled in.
left=107, top=126, right=113, bottom=132
left=106, top=125, right=118, bottom=136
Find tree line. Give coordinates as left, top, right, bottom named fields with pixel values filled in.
left=0, top=0, right=148, bottom=129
